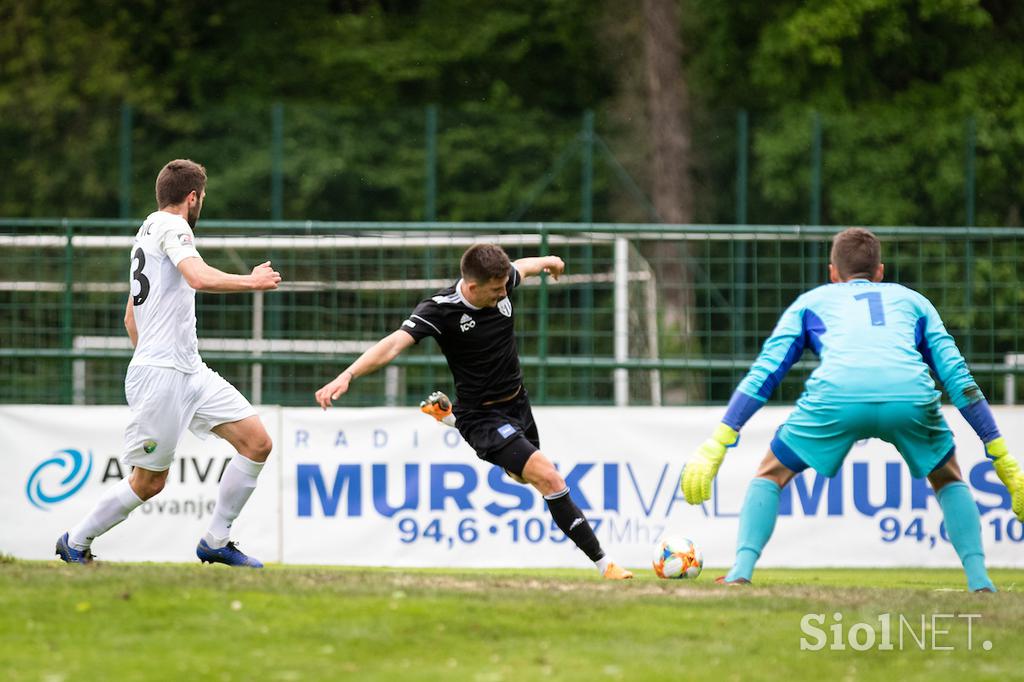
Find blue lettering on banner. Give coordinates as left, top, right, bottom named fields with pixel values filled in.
left=295, top=430, right=309, bottom=448
left=626, top=462, right=665, bottom=516
left=970, top=462, right=1010, bottom=514
left=910, top=477, right=936, bottom=510
left=562, top=463, right=595, bottom=510
left=335, top=431, right=348, bottom=447
left=297, top=464, right=361, bottom=517
left=852, top=462, right=902, bottom=516
left=373, top=429, right=388, bottom=448
left=667, top=466, right=694, bottom=517
left=292, top=458, right=1011, bottom=521
left=778, top=469, right=843, bottom=516
left=430, top=464, right=477, bottom=511
left=774, top=461, right=1011, bottom=518
left=603, top=463, right=619, bottom=512
left=483, top=467, right=534, bottom=516
left=372, top=463, right=419, bottom=517
left=444, top=430, right=462, bottom=449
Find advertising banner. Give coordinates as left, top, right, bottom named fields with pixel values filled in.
left=1, top=406, right=280, bottom=563
left=2, top=405, right=1021, bottom=568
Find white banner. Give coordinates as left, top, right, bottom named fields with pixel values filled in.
left=1, top=405, right=281, bottom=563
left=2, top=405, right=1022, bottom=569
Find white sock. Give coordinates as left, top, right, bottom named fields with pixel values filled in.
left=595, top=555, right=613, bottom=575
left=68, top=477, right=144, bottom=550
left=204, top=453, right=264, bottom=548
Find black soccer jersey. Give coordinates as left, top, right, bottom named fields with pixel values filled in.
left=400, top=266, right=523, bottom=407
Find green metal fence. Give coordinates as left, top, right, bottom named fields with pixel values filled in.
left=2, top=221, right=1022, bottom=407
left=3, top=103, right=1014, bottom=229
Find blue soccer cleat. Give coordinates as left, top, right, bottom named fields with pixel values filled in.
left=196, top=539, right=263, bottom=568
left=55, top=532, right=95, bottom=564
left=715, top=575, right=751, bottom=586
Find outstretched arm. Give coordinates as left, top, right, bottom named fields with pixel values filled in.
left=177, top=257, right=281, bottom=293
left=722, top=298, right=812, bottom=431
left=315, top=330, right=417, bottom=409
left=681, top=297, right=811, bottom=504
left=916, top=296, right=1023, bottom=520
left=513, top=256, right=564, bottom=281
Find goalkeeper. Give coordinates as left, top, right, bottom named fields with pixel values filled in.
left=681, top=227, right=1023, bottom=591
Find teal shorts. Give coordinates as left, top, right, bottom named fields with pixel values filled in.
left=772, top=398, right=955, bottom=479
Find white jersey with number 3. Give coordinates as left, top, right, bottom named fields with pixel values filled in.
left=128, top=211, right=203, bottom=374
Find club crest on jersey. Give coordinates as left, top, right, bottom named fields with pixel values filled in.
left=177, top=232, right=193, bottom=246
left=497, top=298, right=512, bottom=317
left=459, top=314, right=476, bottom=332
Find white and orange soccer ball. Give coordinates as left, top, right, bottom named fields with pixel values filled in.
left=652, top=535, right=703, bottom=579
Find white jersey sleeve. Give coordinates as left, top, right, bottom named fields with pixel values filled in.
left=159, top=223, right=201, bottom=265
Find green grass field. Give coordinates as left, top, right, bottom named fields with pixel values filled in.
left=1, top=558, right=1022, bottom=681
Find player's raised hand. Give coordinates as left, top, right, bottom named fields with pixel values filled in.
left=315, top=370, right=353, bottom=409
left=251, top=261, right=282, bottom=290
left=680, top=423, right=739, bottom=504
left=986, top=437, right=1024, bottom=521
left=543, top=256, right=565, bottom=281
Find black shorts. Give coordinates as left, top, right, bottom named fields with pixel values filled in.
left=454, top=389, right=540, bottom=476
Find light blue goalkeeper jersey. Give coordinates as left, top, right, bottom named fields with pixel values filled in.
left=723, top=280, right=990, bottom=432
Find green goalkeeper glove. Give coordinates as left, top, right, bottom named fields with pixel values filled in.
left=681, top=423, right=739, bottom=504
left=985, top=437, right=1024, bottom=522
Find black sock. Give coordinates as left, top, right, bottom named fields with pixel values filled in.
left=545, top=488, right=604, bottom=562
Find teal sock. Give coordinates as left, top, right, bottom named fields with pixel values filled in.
left=725, top=478, right=781, bottom=582
left=936, top=481, right=995, bottom=592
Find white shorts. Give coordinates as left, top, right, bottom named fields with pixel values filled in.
left=122, top=364, right=257, bottom=471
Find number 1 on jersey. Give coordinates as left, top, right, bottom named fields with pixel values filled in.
left=854, top=291, right=885, bottom=326
left=131, top=247, right=151, bottom=306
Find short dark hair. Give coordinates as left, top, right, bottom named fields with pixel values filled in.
left=830, top=227, right=881, bottom=280
left=461, top=243, right=511, bottom=283
left=156, top=159, right=207, bottom=208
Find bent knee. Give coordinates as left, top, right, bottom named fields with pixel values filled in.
left=927, top=456, right=963, bottom=492
left=242, top=435, right=273, bottom=462
left=529, top=467, right=565, bottom=496
left=541, top=471, right=566, bottom=495
left=132, top=476, right=166, bottom=500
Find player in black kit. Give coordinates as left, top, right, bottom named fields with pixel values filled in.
left=315, top=243, right=632, bottom=579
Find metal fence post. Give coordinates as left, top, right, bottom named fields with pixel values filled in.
left=580, top=110, right=595, bottom=397
left=734, top=109, right=749, bottom=359
left=425, top=104, right=438, bottom=221
left=537, top=227, right=550, bottom=403
left=808, top=111, right=823, bottom=286
left=965, top=115, right=976, bottom=228
left=271, top=103, right=284, bottom=221
left=810, top=111, right=822, bottom=227
left=61, top=219, right=74, bottom=404
left=119, top=104, right=133, bottom=219
left=963, top=116, right=976, bottom=359
left=735, top=109, right=748, bottom=226
left=262, top=102, right=285, bottom=402
left=613, top=237, right=629, bottom=406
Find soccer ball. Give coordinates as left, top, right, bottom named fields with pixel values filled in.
left=652, top=536, right=703, bottom=579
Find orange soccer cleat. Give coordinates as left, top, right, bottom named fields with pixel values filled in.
left=602, top=562, right=634, bottom=580
left=420, top=391, right=455, bottom=426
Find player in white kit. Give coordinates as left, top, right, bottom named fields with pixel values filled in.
left=56, top=159, right=282, bottom=567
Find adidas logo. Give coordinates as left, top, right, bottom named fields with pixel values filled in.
left=459, top=314, right=476, bottom=332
